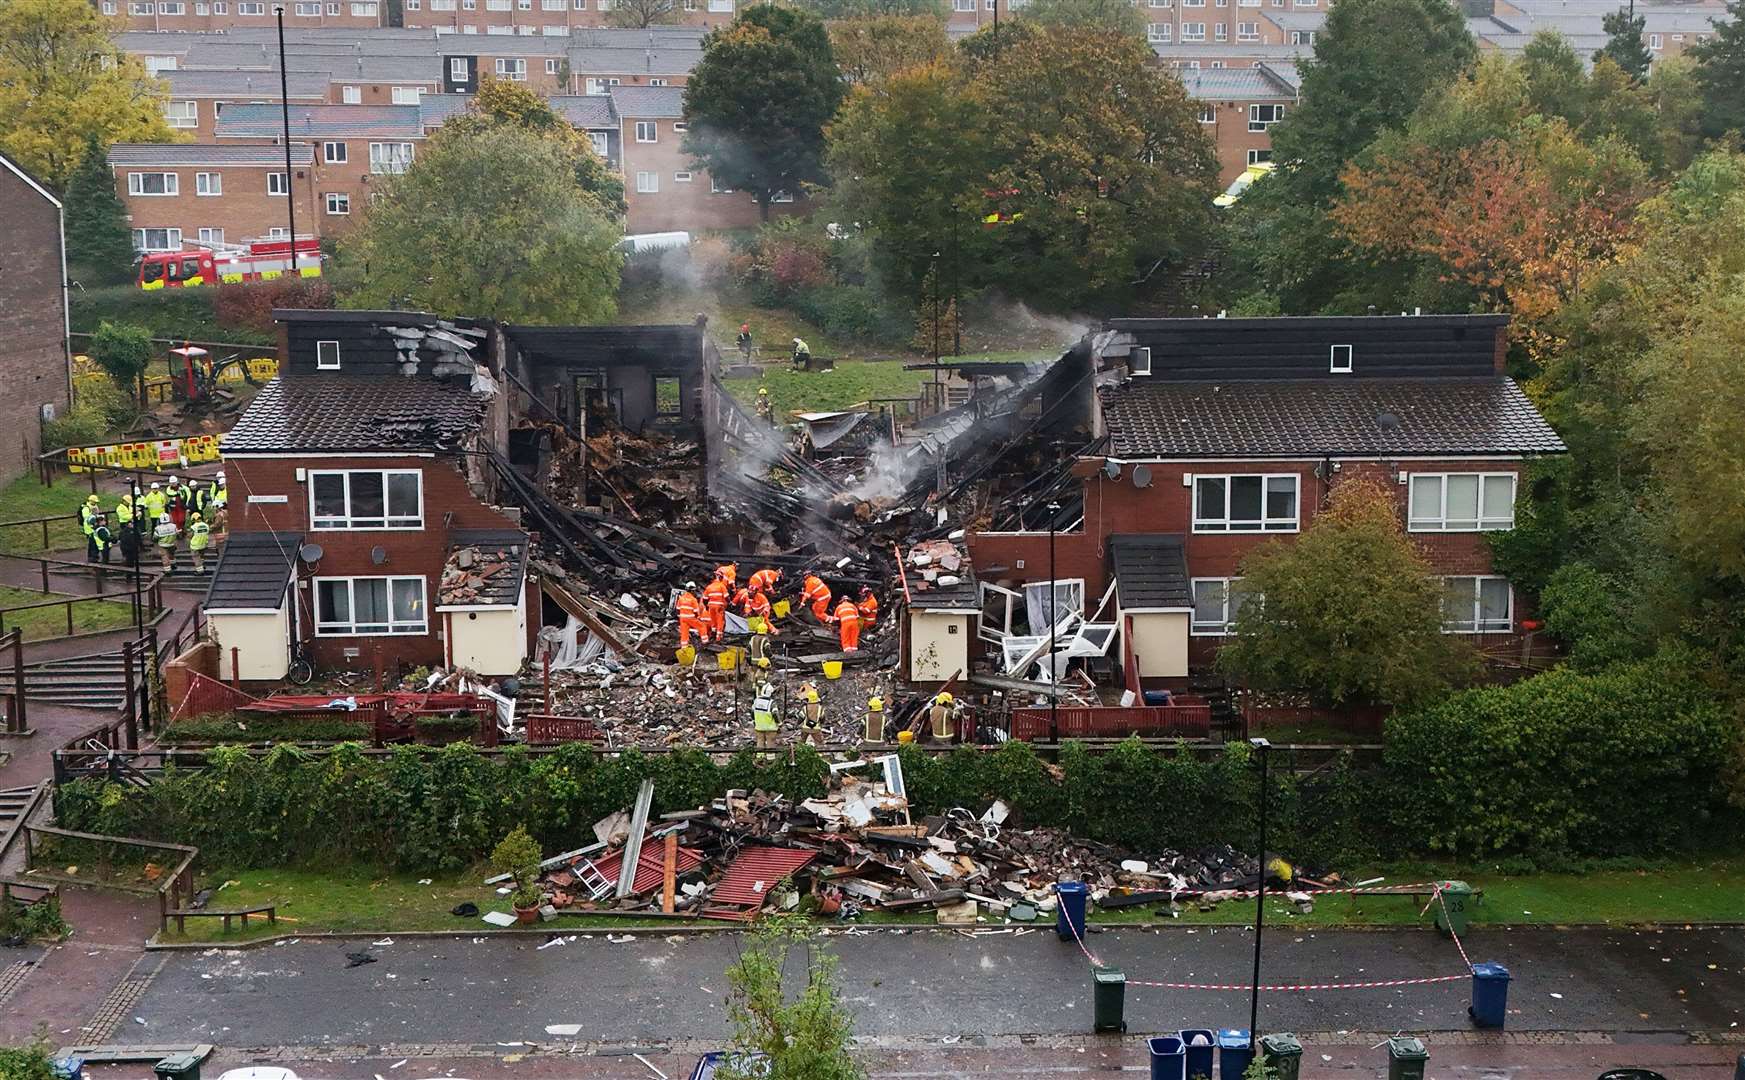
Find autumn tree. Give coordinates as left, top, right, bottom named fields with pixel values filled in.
left=827, top=13, right=949, bottom=85
left=793, top=0, right=942, bottom=17
left=606, top=0, right=680, bottom=28
left=0, top=0, right=175, bottom=186
left=444, top=75, right=624, bottom=215
left=1018, top=0, right=1145, bottom=38
left=1216, top=479, right=1477, bottom=708
left=683, top=7, right=843, bottom=220
left=63, top=136, right=137, bottom=285
left=1594, top=7, right=1652, bottom=80
left=1689, top=0, right=1745, bottom=138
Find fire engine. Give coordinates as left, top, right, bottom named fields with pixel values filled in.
left=136, top=237, right=323, bottom=290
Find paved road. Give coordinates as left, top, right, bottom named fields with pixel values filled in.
left=123, top=925, right=1745, bottom=1049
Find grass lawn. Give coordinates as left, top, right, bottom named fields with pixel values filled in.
left=152, top=858, right=1745, bottom=945
left=723, top=360, right=931, bottom=417
left=0, top=583, right=136, bottom=641
left=0, top=473, right=97, bottom=554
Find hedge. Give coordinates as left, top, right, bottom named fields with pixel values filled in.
left=160, top=715, right=372, bottom=745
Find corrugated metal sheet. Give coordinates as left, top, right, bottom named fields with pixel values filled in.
left=703, top=846, right=818, bottom=920
left=590, top=841, right=704, bottom=895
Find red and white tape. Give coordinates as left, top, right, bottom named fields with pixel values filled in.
left=1127, top=974, right=1471, bottom=992
left=1160, top=881, right=1439, bottom=900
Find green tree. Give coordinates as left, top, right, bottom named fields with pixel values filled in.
left=683, top=7, right=844, bottom=221
left=0, top=1042, right=56, bottom=1080
left=89, top=321, right=153, bottom=405
left=605, top=0, right=680, bottom=28
left=62, top=136, right=136, bottom=285
left=0, top=0, right=176, bottom=186
left=1216, top=479, right=1477, bottom=707
left=1017, top=0, right=1144, bottom=38
left=1594, top=7, right=1652, bottom=81
left=719, top=916, right=863, bottom=1080
left=1689, top=0, right=1745, bottom=138
left=340, top=126, right=622, bottom=323
left=443, top=75, right=625, bottom=216
left=827, top=13, right=949, bottom=85
left=793, top=0, right=942, bottom=16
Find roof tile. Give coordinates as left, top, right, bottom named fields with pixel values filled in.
left=222, top=375, right=489, bottom=454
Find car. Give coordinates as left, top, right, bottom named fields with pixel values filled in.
left=1214, top=161, right=1276, bottom=208
left=688, top=1051, right=769, bottom=1080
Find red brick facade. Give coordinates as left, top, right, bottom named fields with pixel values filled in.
left=0, top=158, right=71, bottom=485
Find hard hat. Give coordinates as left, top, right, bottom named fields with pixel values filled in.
left=757, top=386, right=768, bottom=395
left=169, top=475, right=179, bottom=484
left=150, top=481, right=160, bottom=489
left=685, top=581, right=699, bottom=590
left=860, top=586, right=873, bottom=595
left=86, top=494, right=99, bottom=504
left=793, top=337, right=803, bottom=344
left=190, top=512, right=202, bottom=521
left=936, top=692, right=954, bottom=704
left=868, top=695, right=883, bottom=708
left=216, top=471, right=225, bottom=482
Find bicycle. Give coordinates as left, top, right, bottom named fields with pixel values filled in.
left=287, top=638, right=314, bottom=686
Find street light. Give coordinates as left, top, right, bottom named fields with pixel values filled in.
left=1248, top=735, right=1271, bottom=1050
left=1047, top=500, right=1061, bottom=743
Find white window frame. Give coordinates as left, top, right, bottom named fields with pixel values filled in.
left=237, top=1, right=265, bottom=11
left=589, top=131, right=610, bottom=157
left=128, top=1, right=154, bottom=12
left=369, top=142, right=415, bottom=174
left=1649, top=33, right=1662, bottom=50
left=128, top=172, right=179, bottom=196
left=545, top=58, right=560, bottom=73
left=1190, top=577, right=1254, bottom=635
left=1181, top=21, right=1205, bottom=40
left=1236, top=20, right=1258, bottom=40
left=132, top=227, right=182, bottom=251
left=103, top=1, right=118, bottom=14
left=450, top=57, right=468, bottom=79
left=1148, top=22, right=1171, bottom=42
left=1197, top=104, right=1216, bottom=123
left=672, top=120, right=686, bottom=131
left=674, top=171, right=693, bottom=182
left=316, top=340, right=341, bottom=369
left=324, top=140, right=348, bottom=164
left=308, top=469, right=424, bottom=530
left=1441, top=576, right=1512, bottom=634
left=195, top=172, right=222, bottom=196
left=165, top=100, right=198, bottom=129
left=350, top=0, right=377, bottom=13
left=1247, top=148, right=1272, bottom=165
left=158, top=1, right=184, bottom=11
left=1249, top=102, right=1285, bottom=132
left=1148, top=0, right=1171, bottom=6
left=635, top=170, right=659, bottom=193
left=634, top=120, right=657, bottom=143
left=327, top=1, right=340, bottom=10
left=1214, top=21, right=1227, bottom=40
left=315, top=575, right=429, bottom=636
left=295, top=0, right=320, bottom=12
left=495, top=57, right=527, bottom=80
left=707, top=0, right=732, bottom=10
left=268, top=171, right=289, bottom=196
left=325, top=191, right=351, bottom=215
left=196, top=227, right=224, bottom=244
left=343, top=84, right=362, bottom=103
left=391, top=86, right=423, bottom=104
left=1329, top=343, right=1352, bottom=373
left=1192, top=473, right=1299, bottom=533
left=1406, top=473, right=1516, bottom=533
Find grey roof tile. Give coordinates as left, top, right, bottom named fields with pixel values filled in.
left=162, top=69, right=331, bottom=97
left=568, top=45, right=701, bottom=75
left=204, top=530, right=304, bottom=610
left=216, top=103, right=426, bottom=139
left=108, top=143, right=315, bottom=166
left=1100, top=377, right=1566, bottom=458
left=222, top=375, right=489, bottom=454
left=1109, top=534, right=1191, bottom=610
left=609, top=84, right=684, bottom=118
left=1178, top=65, right=1297, bottom=99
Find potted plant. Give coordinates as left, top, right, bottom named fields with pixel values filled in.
left=491, top=825, right=545, bottom=925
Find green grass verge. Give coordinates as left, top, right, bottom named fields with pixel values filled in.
left=152, top=858, right=1745, bottom=945
left=0, top=583, right=136, bottom=641
left=723, top=361, right=929, bottom=417
left=0, top=473, right=95, bottom=554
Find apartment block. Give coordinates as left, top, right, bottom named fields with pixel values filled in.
left=108, top=143, right=319, bottom=253
left=1182, top=64, right=1297, bottom=186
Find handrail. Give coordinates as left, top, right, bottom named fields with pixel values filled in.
left=21, top=824, right=198, bottom=932
left=0, top=780, right=53, bottom=877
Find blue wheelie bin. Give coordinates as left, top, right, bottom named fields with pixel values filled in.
left=51, top=1058, right=84, bottom=1080
left=1217, top=1029, right=1254, bottom=1079
left=1180, top=1028, right=1216, bottom=1079
left=1148, top=1036, right=1186, bottom=1080
left=1469, top=962, right=1511, bottom=1028
left=1056, top=881, right=1088, bottom=942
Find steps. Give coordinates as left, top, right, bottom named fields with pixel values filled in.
left=157, top=550, right=215, bottom=593
left=0, top=786, right=36, bottom=834
left=9, top=651, right=144, bottom=710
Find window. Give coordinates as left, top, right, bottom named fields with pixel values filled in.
left=450, top=57, right=468, bottom=79
left=1442, top=577, right=1512, bottom=634
left=634, top=120, right=657, bottom=142
left=1648, top=33, right=1662, bottom=50
left=651, top=78, right=668, bottom=87
left=195, top=172, right=221, bottom=195
left=392, top=86, right=423, bottom=104
left=128, top=1, right=153, bottom=12
left=324, top=140, right=348, bottom=163
left=772, top=191, right=794, bottom=203
left=541, top=24, right=565, bottom=33
left=674, top=170, right=693, bottom=182
left=1329, top=343, right=1352, bottom=373
left=1148, top=0, right=1171, bottom=7
left=1193, top=473, right=1299, bottom=532
left=542, top=0, right=563, bottom=8
left=1197, top=103, right=1215, bottom=123
left=197, top=227, right=223, bottom=244
left=1247, top=148, right=1272, bottom=165
left=295, top=1, right=319, bottom=12
left=1236, top=20, right=1257, bottom=39
left=350, top=0, right=376, bottom=8
left=127, top=172, right=178, bottom=196
left=315, top=576, right=428, bottom=636
left=1148, top=22, right=1171, bottom=42
left=486, top=0, right=509, bottom=8
left=325, top=192, right=351, bottom=215
left=1210, top=60, right=1225, bottom=68
left=597, top=0, right=610, bottom=9
left=405, top=0, right=418, bottom=9
left=495, top=57, right=526, bottom=80
left=164, top=100, right=198, bottom=129
left=1191, top=578, right=1255, bottom=635
left=132, top=227, right=182, bottom=251
left=707, top=0, right=732, bottom=10
left=1183, top=0, right=1203, bottom=6
left=432, top=0, right=456, bottom=7
left=102, top=1, right=117, bottom=14
left=636, top=171, right=658, bottom=193
left=574, top=0, right=587, bottom=7
left=369, top=142, right=415, bottom=173
left=327, top=1, right=340, bottom=10
left=267, top=227, right=289, bottom=238
left=309, top=469, right=423, bottom=529
left=520, top=0, right=532, bottom=7
left=316, top=340, right=341, bottom=369
left=158, top=1, right=184, bottom=11
left=214, top=2, right=226, bottom=11
left=1407, top=473, right=1516, bottom=532
left=268, top=171, right=289, bottom=195
left=1212, top=21, right=1226, bottom=39
left=1181, top=21, right=1205, bottom=39
left=342, top=84, right=361, bottom=103
left=1248, top=102, right=1285, bottom=131
left=237, top=1, right=265, bottom=11
left=545, top=58, right=560, bottom=73
left=710, top=176, right=735, bottom=194
left=461, top=21, right=476, bottom=28
left=672, top=120, right=686, bottom=131
left=588, top=131, right=610, bottom=158
left=954, top=0, right=974, bottom=10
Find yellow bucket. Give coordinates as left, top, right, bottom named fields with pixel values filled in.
left=675, top=645, right=696, bottom=667
left=896, top=729, right=914, bottom=745
left=773, top=598, right=792, bottom=619
left=718, top=648, right=739, bottom=672
left=822, top=660, right=843, bottom=680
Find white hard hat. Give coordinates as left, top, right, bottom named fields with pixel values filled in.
left=216, top=472, right=225, bottom=482
left=150, top=481, right=160, bottom=489
left=169, top=476, right=179, bottom=484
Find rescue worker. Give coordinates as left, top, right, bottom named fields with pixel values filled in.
left=187, top=511, right=210, bottom=571
left=746, top=613, right=771, bottom=669
left=801, top=572, right=832, bottom=623
left=748, top=566, right=782, bottom=598
left=731, top=582, right=755, bottom=616
left=799, top=680, right=823, bottom=747
left=675, top=582, right=710, bottom=646
left=754, top=386, right=774, bottom=424
left=834, top=594, right=862, bottom=653
left=791, top=337, right=811, bottom=371
left=715, top=561, right=738, bottom=587
left=153, top=513, right=179, bottom=571
left=114, top=490, right=136, bottom=535
left=209, top=472, right=228, bottom=532
left=141, top=481, right=167, bottom=523
left=90, top=513, right=113, bottom=565
left=702, top=573, right=730, bottom=640
left=752, top=678, right=778, bottom=751
left=736, top=323, right=753, bottom=362
left=166, top=476, right=192, bottom=531
left=857, top=586, right=879, bottom=628
left=746, top=589, right=777, bottom=635
left=118, top=505, right=141, bottom=567
left=81, top=494, right=102, bottom=562
left=929, top=692, right=954, bottom=741
left=865, top=692, right=885, bottom=744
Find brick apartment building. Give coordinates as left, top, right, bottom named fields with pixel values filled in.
left=966, top=314, right=1565, bottom=686
left=0, top=154, right=72, bottom=485
left=108, top=143, right=318, bottom=253
left=1182, top=64, right=1295, bottom=185
left=613, top=85, right=778, bottom=233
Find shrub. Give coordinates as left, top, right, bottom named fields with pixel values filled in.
left=768, top=242, right=831, bottom=293
left=790, top=284, right=911, bottom=343
left=209, top=278, right=334, bottom=336
left=159, top=715, right=372, bottom=744
left=41, top=405, right=111, bottom=451
left=0, top=1043, right=56, bottom=1080
left=70, top=285, right=273, bottom=345
left=88, top=322, right=153, bottom=397
left=492, top=824, right=544, bottom=908
left=1539, top=562, right=1645, bottom=670
left=416, top=714, right=481, bottom=744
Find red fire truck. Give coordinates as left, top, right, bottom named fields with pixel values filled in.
left=136, top=237, right=323, bottom=290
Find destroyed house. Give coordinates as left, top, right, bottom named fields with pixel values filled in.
left=208, top=309, right=536, bottom=678
left=967, top=313, right=1565, bottom=689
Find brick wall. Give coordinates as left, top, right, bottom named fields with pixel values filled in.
left=117, top=3, right=385, bottom=31
left=619, top=113, right=792, bottom=233
left=113, top=162, right=320, bottom=249
left=0, top=164, right=69, bottom=485
left=1197, top=95, right=1285, bottom=186
left=401, top=4, right=734, bottom=32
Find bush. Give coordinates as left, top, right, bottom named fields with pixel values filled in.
left=159, top=715, right=372, bottom=745
left=1539, top=562, right=1646, bottom=670
left=790, top=283, right=911, bottom=343
left=40, top=405, right=111, bottom=452
left=0, top=1042, right=56, bottom=1080
left=416, top=714, right=481, bottom=744
left=209, top=278, right=334, bottom=336
left=70, top=285, right=274, bottom=345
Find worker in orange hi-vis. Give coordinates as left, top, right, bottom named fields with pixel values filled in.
left=802, top=572, right=833, bottom=623
left=748, top=567, right=782, bottom=596
left=715, top=562, right=738, bottom=587
left=731, top=583, right=754, bottom=615
left=747, top=589, right=778, bottom=635
left=675, top=582, right=710, bottom=646
left=857, top=586, right=879, bottom=627
left=702, top=574, right=730, bottom=638
left=835, top=594, right=862, bottom=653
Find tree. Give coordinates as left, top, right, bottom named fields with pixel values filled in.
left=793, top=0, right=943, bottom=16
left=1017, top=0, right=1144, bottom=38
left=719, top=916, right=863, bottom=1080
left=827, top=13, right=949, bottom=85
left=62, top=136, right=136, bottom=285
left=89, top=321, right=153, bottom=405
left=0, top=1042, right=56, bottom=1080
left=0, top=0, right=175, bottom=186
left=683, top=7, right=844, bottom=221
left=1689, top=0, right=1745, bottom=138
left=606, top=0, right=679, bottom=28
left=443, top=76, right=625, bottom=216
left=340, top=126, right=622, bottom=323
left=1594, top=7, right=1652, bottom=81
left=1216, top=479, right=1477, bottom=707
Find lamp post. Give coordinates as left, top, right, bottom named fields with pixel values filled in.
left=1248, top=736, right=1271, bottom=1050
left=275, top=7, right=298, bottom=257
left=1047, top=499, right=1061, bottom=743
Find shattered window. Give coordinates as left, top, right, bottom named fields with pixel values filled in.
left=654, top=376, right=682, bottom=416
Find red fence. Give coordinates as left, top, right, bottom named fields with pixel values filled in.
left=524, top=714, right=602, bottom=744
left=172, top=672, right=259, bottom=722
left=1008, top=705, right=1212, bottom=741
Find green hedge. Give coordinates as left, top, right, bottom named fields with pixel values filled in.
left=69, top=286, right=273, bottom=345
left=160, top=715, right=372, bottom=745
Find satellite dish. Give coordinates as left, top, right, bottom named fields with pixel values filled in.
left=370, top=545, right=389, bottom=566
left=298, top=543, right=325, bottom=563
left=1102, top=460, right=1121, bottom=481
left=1131, top=464, right=1153, bottom=489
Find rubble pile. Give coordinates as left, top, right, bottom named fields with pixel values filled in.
left=440, top=545, right=517, bottom=606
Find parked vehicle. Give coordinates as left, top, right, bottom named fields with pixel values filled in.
left=137, top=237, right=322, bottom=290
left=689, top=1052, right=769, bottom=1079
